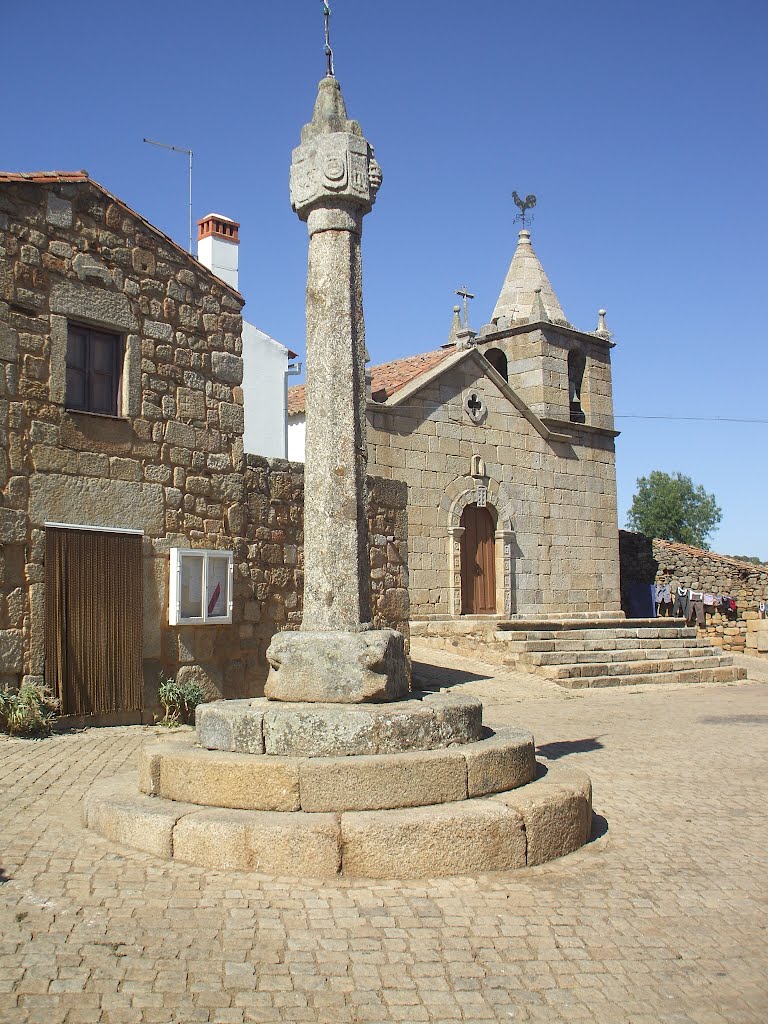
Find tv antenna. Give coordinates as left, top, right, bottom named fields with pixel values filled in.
left=512, top=191, right=537, bottom=230
left=143, top=138, right=194, bottom=253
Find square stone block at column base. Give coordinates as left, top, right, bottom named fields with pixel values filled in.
left=265, top=629, right=410, bottom=703
left=196, top=699, right=265, bottom=754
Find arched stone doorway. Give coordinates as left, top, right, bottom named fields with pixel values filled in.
left=444, top=481, right=517, bottom=618
left=460, top=503, right=496, bottom=614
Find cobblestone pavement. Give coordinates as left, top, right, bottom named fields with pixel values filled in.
left=1, top=647, right=767, bottom=1024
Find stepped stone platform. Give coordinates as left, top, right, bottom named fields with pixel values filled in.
left=84, top=690, right=592, bottom=878
left=412, top=618, right=747, bottom=689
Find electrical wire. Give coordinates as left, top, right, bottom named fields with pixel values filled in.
left=615, top=415, right=768, bottom=424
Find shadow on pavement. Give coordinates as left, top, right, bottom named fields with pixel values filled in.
left=411, top=660, right=495, bottom=690
left=536, top=736, right=605, bottom=759
left=588, top=813, right=609, bottom=842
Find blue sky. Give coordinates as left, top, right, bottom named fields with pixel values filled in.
left=4, top=1, right=767, bottom=557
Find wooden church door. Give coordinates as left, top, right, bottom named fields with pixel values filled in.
left=460, top=504, right=496, bottom=614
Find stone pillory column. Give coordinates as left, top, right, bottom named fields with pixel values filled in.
left=265, top=75, right=409, bottom=703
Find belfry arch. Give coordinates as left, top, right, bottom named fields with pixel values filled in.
left=484, top=347, right=508, bottom=381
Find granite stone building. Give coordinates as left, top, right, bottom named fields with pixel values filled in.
left=289, top=228, right=621, bottom=619
left=0, top=171, right=408, bottom=719
left=0, top=171, right=249, bottom=719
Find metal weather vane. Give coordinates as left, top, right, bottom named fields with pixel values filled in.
left=512, top=190, right=537, bottom=230
left=323, top=1, right=335, bottom=77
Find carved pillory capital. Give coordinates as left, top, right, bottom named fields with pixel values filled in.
left=290, top=76, right=382, bottom=234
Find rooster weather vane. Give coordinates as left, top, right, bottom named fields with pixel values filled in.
left=512, top=191, right=537, bottom=230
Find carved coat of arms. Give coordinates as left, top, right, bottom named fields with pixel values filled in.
left=290, top=134, right=375, bottom=214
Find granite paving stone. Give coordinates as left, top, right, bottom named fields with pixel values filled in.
left=0, top=647, right=766, bottom=1022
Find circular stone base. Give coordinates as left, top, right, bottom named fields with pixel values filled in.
left=139, top=727, right=536, bottom=812
left=84, top=765, right=592, bottom=878
left=196, top=691, right=484, bottom=758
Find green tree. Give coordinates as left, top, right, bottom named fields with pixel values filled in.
left=626, top=471, right=722, bottom=549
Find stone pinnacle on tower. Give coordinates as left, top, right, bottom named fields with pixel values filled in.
left=264, top=70, right=408, bottom=704
left=492, top=229, right=567, bottom=326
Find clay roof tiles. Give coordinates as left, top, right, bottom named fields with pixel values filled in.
left=287, top=385, right=307, bottom=416
left=287, top=347, right=452, bottom=416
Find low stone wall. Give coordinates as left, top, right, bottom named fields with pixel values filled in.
left=150, top=457, right=410, bottom=708
left=1, top=457, right=409, bottom=719
left=619, top=530, right=768, bottom=654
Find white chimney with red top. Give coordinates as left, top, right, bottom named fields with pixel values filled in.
left=197, top=213, right=240, bottom=291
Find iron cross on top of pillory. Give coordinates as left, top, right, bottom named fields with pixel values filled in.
left=323, top=1, right=335, bottom=77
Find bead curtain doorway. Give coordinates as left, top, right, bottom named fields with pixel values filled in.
left=44, top=526, right=143, bottom=717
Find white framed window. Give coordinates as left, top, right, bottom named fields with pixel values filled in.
left=169, top=548, right=233, bottom=625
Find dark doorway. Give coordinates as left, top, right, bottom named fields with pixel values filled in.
left=460, top=504, right=496, bottom=614
left=45, top=527, right=144, bottom=716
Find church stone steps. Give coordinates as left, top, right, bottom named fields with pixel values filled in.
left=516, top=645, right=722, bottom=668
left=536, top=653, right=735, bottom=681
left=509, top=636, right=710, bottom=654
left=500, top=626, right=699, bottom=643
left=557, top=664, right=746, bottom=690
left=411, top=617, right=746, bottom=689
left=495, top=617, right=687, bottom=633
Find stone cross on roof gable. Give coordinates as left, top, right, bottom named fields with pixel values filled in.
left=455, top=284, right=475, bottom=329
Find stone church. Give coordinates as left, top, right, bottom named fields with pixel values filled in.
left=289, top=227, right=621, bottom=619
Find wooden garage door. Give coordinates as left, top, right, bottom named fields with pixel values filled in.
left=45, top=528, right=143, bottom=716
left=460, top=504, right=496, bottom=615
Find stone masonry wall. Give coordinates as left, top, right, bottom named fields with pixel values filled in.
left=0, top=179, right=409, bottom=719
left=151, top=459, right=409, bottom=709
left=0, top=177, right=248, bottom=711
left=619, top=530, right=768, bottom=655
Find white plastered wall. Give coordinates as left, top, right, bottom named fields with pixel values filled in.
left=287, top=414, right=306, bottom=463
left=242, top=322, right=289, bottom=459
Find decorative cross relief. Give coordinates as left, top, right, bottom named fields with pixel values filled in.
left=463, top=390, right=487, bottom=425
